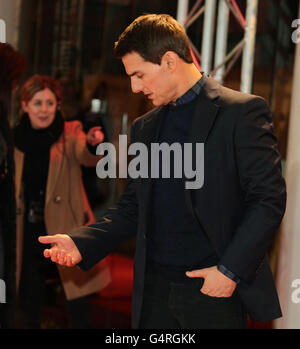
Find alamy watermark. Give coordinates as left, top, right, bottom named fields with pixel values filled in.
left=291, top=279, right=300, bottom=304
left=0, top=279, right=5, bottom=304
left=0, top=19, right=6, bottom=43
left=292, top=19, right=300, bottom=44
left=95, top=135, right=204, bottom=190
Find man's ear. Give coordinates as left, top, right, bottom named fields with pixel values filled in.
left=21, top=101, right=28, bottom=113
left=161, top=51, right=177, bottom=72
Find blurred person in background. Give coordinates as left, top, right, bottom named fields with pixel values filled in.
left=14, top=75, right=110, bottom=329
left=0, top=43, right=26, bottom=329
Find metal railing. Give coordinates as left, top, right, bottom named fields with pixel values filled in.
left=177, top=0, right=259, bottom=93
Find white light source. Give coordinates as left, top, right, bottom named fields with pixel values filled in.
left=91, top=99, right=101, bottom=113
left=0, top=19, right=6, bottom=43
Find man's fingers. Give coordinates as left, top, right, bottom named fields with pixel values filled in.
left=66, top=255, right=74, bottom=267
left=200, top=286, right=213, bottom=296
left=43, top=249, right=52, bottom=258
left=200, top=287, right=231, bottom=298
left=43, top=247, right=74, bottom=266
left=58, top=250, right=66, bottom=265
left=50, top=247, right=59, bottom=262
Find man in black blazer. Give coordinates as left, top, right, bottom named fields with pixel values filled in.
left=39, top=14, right=286, bottom=329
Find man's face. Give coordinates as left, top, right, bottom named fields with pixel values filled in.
left=122, top=51, right=176, bottom=107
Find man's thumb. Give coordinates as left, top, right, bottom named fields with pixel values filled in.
left=186, top=268, right=207, bottom=278
left=38, top=235, right=57, bottom=244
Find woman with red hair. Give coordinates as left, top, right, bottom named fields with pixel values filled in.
left=14, top=75, right=110, bottom=328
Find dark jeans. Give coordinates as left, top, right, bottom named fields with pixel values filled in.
left=139, top=269, right=247, bottom=329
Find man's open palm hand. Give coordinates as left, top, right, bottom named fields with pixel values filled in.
left=38, top=234, right=82, bottom=267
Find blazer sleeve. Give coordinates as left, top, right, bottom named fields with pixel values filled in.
left=69, top=121, right=139, bottom=270
left=218, top=96, right=286, bottom=284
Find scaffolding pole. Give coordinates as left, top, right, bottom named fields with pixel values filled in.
left=177, top=0, right=258, bottom=91
left=214, top=0, right=230, bottom=84
left=176, top=0, right=189, bottom=25
left=240, top=0, right=258, bottom=93
left=201, top=0, right=217, bottom=74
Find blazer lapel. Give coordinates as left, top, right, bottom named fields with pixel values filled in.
left=137, top=106, right=166, bottom=147
left=187, top=84, right=220, bottom=146
left=184, top=84, right=220, bottom=234
left=185, top=75, right=221, bottom=178
left=138, top=106, right=166, bottom=230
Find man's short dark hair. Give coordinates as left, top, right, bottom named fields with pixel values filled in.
left=114, top=14, right=193, bottom=65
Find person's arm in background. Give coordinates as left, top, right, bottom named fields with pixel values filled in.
left=71, top=120, right=104, bottom=166
left=39, top=120, right=139, bottom=269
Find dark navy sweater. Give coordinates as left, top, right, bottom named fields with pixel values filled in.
left=147, top=97, right=219, bottom=281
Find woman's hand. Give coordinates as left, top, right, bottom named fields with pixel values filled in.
left=86, top=126, right=104, bottom=146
